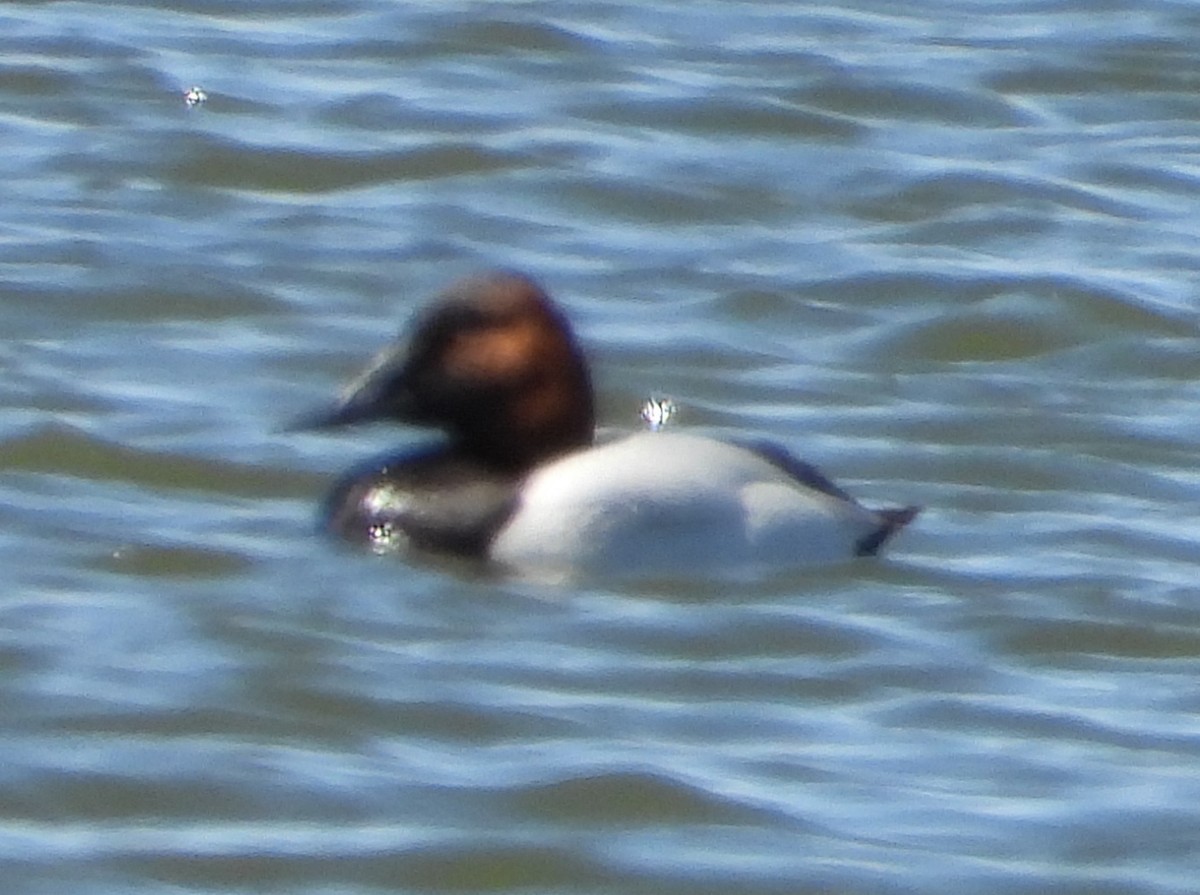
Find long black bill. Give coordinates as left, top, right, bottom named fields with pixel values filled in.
left=285, top=399, right=381, bottom=432
left=285, top=348, right=414, bottom=432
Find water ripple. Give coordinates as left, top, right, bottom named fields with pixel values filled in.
left=3, top=2, right=1200, bottom=894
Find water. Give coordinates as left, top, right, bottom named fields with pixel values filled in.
left=3, top=1, right=1200, bottom=892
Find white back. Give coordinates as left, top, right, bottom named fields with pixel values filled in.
left=490, top=432, right=882, bottom=578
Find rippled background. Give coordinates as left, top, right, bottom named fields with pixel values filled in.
left=4, top=1, right=1200, bottom=892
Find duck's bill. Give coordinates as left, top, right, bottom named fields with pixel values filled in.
left=284, top=401, right=372, bottom=432
left=286, top=350, right=416, bottom=432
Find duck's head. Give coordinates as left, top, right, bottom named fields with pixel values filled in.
left=299, top=270, right=595, bottom=471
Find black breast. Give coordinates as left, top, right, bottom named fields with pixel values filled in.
left=321, top=445, right=521, bottom=557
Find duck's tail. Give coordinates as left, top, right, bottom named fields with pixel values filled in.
left=855, top=505, right=921, bottom=557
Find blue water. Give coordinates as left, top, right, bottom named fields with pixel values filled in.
left=3, top=1, right=1200, bottom=893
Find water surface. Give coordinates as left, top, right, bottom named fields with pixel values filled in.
left=3, top=1, right=1200, bottom=893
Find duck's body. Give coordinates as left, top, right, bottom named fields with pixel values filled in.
left=490, top=431, right=915, bottom=576
left=299, top=271, right=917, bottom=578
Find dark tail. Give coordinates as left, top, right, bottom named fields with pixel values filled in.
left=855, top=505, right=920, bottom=557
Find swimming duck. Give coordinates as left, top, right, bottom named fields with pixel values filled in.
left=296, top=270, right=918, bottom=578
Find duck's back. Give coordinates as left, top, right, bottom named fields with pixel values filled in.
left=491, top=431, right=899, bottom=577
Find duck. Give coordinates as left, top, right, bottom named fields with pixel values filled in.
left=295, top=270, right=918, bottom=579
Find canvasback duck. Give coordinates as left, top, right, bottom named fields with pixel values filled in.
left=297, top=271, right=918, bottom=579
